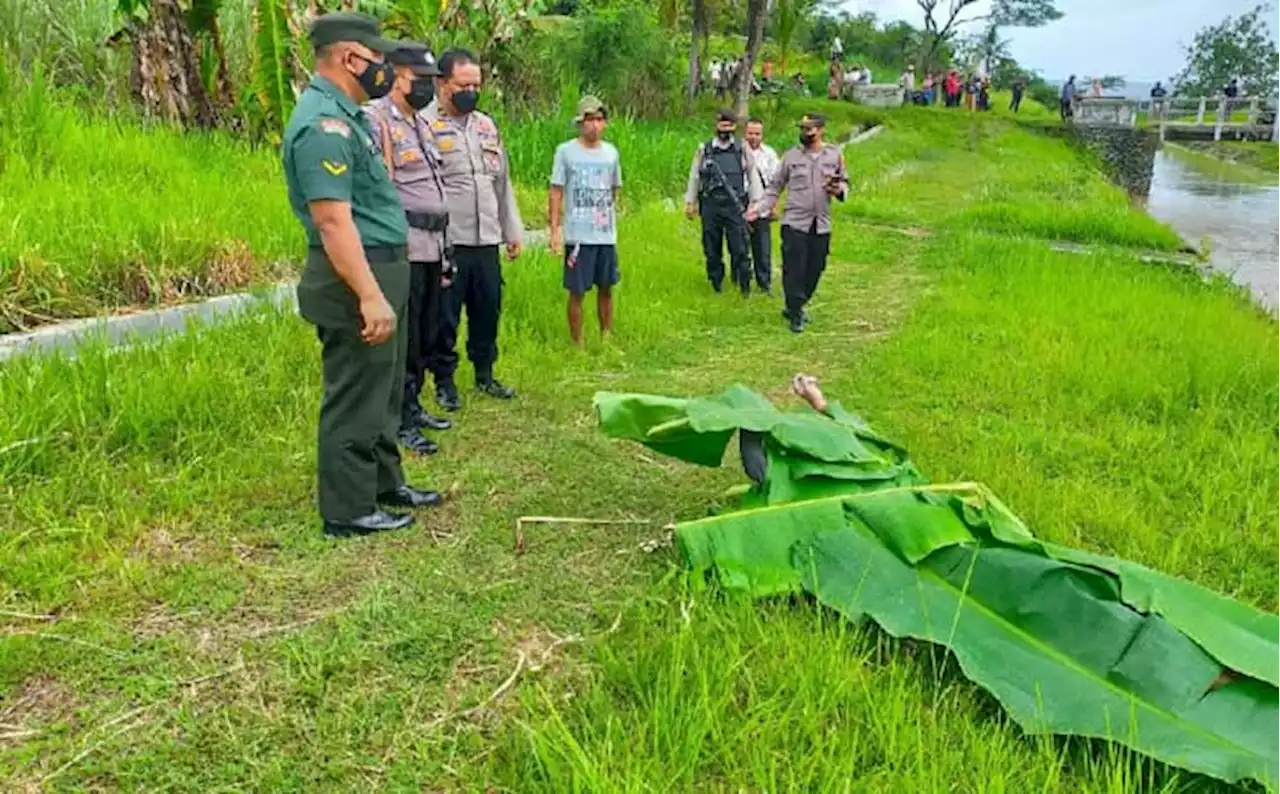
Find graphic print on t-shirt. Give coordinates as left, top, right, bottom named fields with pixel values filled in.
left=551, top=140, right=621, bottom=246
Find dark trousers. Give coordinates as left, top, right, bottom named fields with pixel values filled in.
left=401, top=260, right=448, bottom=428
left=315, top=315, right=407, bottom=522
left=747, top=219, right=772, bottom=290
left=437, top=244, right=502, bottom=383
left=780, top=222, right=831, bottom=316
left=1010, top=93, right=1023, bottom=112
left=700, top=198, right=750, bottom=291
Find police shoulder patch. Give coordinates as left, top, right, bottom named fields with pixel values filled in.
left=319, top=118, right=350, bottom=138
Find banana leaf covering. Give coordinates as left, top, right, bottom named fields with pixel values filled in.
left=592, top=387, right=1279, bottom=789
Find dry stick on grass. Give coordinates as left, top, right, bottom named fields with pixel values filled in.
left=0, top=610, right=59, bottom=622
left=513, top=515, right=652, bottom=554
left=8, top=631, right=127, bottom=659
left=40, top=705, right=157, bottom=785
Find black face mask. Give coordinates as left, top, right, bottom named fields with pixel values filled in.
left=451, top=89, right=479, bottom=114
left=800, top=132, right=818, bottom=146
left=717, top=129, right=734, bottom=142
left=407, top=78, right=434, bottom=110
left=352, top=55, right=393, bottom=100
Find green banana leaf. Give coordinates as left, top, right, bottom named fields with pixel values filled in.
left=594, top=386, right=1280, bottom=787
left=592, top=387, right=924, bottom=505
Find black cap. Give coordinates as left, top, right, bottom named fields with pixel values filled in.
left=388, top=41, right=440, bottom=76
left=799, top=112, right=826, bottom=128
left=308, top=12, right=399, bottom=53
left=716, top=108, right=737, bottom=124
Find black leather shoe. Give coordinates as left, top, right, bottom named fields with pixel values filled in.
left=789, top=315, right=805, bottom=333
left=476, top=378, right=515, bottom=399
left=378, top=485, right=443, bottom=509
left=398, top=428, right=439, bottom=456
left=436, top=381, right=461, bottom=412
left=408, top=403, right=452, bottom=431
left=711, top=281, right=723, bottom=293
left=323, top=510, right=414, bottom=538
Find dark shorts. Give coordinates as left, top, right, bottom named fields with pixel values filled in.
left=563, top=243, right=620, bottom=296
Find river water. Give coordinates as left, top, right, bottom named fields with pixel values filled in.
left=1144, top=148, right=1279, bottom=312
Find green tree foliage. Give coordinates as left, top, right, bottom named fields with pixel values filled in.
left=774, top=0, right=819, bottom=73
left=917, top=0, right=1059, bottom=71
left=990, top=0, right=1061, bottom=28
left=552, top=2, right=679, bottom=118
left=807, top=11, right=936, bottom=75
left=250, top=0, right=294, bottom=144
left=1172, top=2, right=1280, bottom=97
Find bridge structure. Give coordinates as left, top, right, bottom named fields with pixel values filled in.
left=1073, top=96, right=1278, bottom=142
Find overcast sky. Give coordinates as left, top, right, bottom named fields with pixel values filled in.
left=848, top=0, right=1278, bottom=82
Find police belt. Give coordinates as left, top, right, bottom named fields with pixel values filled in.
left=307, top=245, right=405, bottom=265
left=404, top=211, right=449, bottom=233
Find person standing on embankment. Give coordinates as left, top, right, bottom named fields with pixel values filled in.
left=422, top=48, right=523, bottom=409
left=548, top=96, right=623, bottom=348
left=684, top=109, right=764, bottom=296
left=751, top=112, right=848, bottom=334
left=364, top=41, right=454, bottom=457
left=282, top=12, right=443, bottom=539
left=743, top=116, right=780, bottom=296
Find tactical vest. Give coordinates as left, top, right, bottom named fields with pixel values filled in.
left=699, top=140, right=746, bottom=202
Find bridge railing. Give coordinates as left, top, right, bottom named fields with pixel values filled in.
left=1124, top=96, right=1277, bottom=141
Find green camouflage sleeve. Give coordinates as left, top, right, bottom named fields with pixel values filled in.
left=291, top=116, right=358, bottom=203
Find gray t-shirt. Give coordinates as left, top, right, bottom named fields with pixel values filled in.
left=550, top=139, right=622, bottom=246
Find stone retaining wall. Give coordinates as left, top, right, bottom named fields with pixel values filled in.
left=1069, top=125, right=1160, bottom=196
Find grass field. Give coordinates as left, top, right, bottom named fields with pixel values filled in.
left=1, top=101, right=1276, bottom=791
left=1169, top=140, right=1280, bottom=179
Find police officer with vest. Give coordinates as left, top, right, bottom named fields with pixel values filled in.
left=364, top=41, right=454, bottom=457
left=751, top=113, right=849, bottom=334
left=282, top=13, right=442, bottom=538
left=683, top=109, right=763, bottom=295
left=421, top=48, right=523, bottom=411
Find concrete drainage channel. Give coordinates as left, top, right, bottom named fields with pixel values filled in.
left=0, top=126, right=889, bottom=365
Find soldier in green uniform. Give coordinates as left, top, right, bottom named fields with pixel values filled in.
left=283, top=12, right=442, bottom=538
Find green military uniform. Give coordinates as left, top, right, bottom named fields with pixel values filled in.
left=283, top=60, right=411, bottom=522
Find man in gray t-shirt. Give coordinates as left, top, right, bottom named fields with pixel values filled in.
left=549, top=95, right=622, bottom=347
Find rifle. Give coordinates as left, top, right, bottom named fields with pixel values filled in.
left=699, top=142, right=749, bottom=218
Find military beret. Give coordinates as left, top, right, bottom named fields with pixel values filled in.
left=388, top=41, right=440, bottom=76
left=308, top=11, right=399, bottom=53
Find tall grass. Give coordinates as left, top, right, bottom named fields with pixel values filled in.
left=0, top=68, right=297, bottom=332
left=0, top=97, right=1275, bottom=789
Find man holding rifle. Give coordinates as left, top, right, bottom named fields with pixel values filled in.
left=683, top=109, right=763, bottom=296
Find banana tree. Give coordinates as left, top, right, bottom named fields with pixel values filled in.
left=110, top=0, right=220, bottom=128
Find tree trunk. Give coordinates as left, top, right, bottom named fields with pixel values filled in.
left=128, top=0, right=217, bottom=129
left=687, top=0, right=704, bottom=108
left=734, top=0, right=766, bottom=121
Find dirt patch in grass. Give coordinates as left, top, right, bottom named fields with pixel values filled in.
left=0, top=674, right=79, bottom=745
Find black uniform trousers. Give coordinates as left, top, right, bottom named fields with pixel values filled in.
left=699, top=196, right=750, bottom=291
left=402, top=259, right=448, bottom=427
left=298, top=248, right=411, bottom=524
left=747, top=218, right=773, bottom=290
left=436, top=244, right=502, bottom=384
left=780, top=221, right=831, bottom=316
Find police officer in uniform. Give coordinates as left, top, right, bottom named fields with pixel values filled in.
left=752, top=113, right=849, bottom=334
left=364, top=41, right=454, bottom=457
left=421, top=48, right=523, bottom=411
left=282, top=13, right=442, bottom=538
left=683, top=109, right=763, bottom=295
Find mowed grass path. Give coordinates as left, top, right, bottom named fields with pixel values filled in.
left=1, top=111, right=1276, bottom=791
